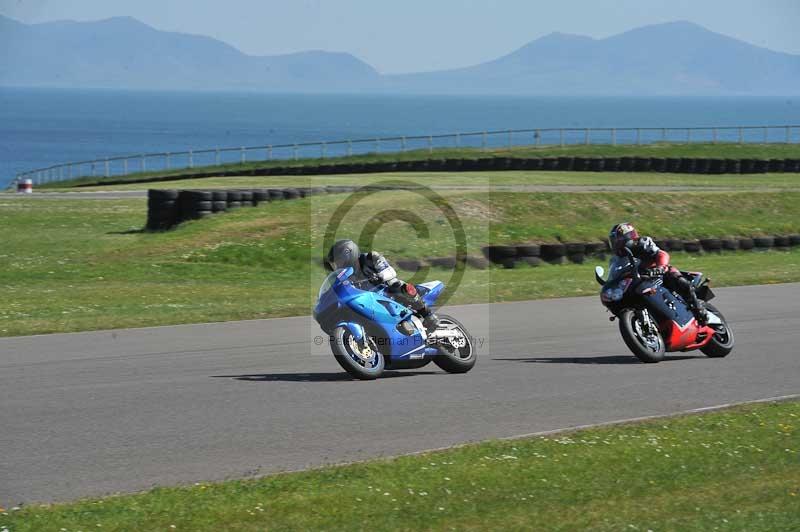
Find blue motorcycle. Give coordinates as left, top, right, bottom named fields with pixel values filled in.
left=313, top=267, right=476, bottom=380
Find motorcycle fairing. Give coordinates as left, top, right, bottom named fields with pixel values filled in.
left=417, top=281, right=444, bottom=308
left=315, top=267, right=441, bottom=361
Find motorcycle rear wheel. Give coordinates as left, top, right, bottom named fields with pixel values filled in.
left=331, top=327, right=385, bottom=380
left=432, top=315, right=476, bottom=373
left=619, top=308, right=665, bottom=363
left=700, top=303, right=734, bottom=358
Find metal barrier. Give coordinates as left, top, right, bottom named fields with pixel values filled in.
left=12, top=125, right=800, bottom=187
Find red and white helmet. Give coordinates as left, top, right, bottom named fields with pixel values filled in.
left=609, top=223, right=639, bottom=256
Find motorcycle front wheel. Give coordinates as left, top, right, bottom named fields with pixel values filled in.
left=331, top=326, right=384, bottom=380
left=618, top=308, right=665, bottom=363
left=432, top=315, right=476, bottom=374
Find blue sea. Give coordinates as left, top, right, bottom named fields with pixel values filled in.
left=2, top=88, right=800, bottom=188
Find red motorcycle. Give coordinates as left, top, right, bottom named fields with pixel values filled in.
left=594, top=249, right=734, bottom=363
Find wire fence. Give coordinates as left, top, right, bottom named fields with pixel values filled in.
left=13, top=124, right=800, bottom=187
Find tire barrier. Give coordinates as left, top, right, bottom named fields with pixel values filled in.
left=90, top=155, right=800, bottom=189
left=147, top=192, right=800, bottom=269
left=103, top=156, right=800, bottom=189
left=476, top=234, right=799, bottom=267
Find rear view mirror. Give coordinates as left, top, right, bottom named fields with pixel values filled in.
left=594, top=266, right=606, bottom=285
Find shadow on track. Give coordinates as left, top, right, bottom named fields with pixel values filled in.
left=212, top=371, right=437, bottom=382
left=494, top=355, right=701, bottom=365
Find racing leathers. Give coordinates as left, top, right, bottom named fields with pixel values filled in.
left=357, top=251, right=440, bottom=332
left=613, top=236, right=708, bottom=323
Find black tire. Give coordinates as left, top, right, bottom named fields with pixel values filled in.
left=557, top=157, right=574, bottom=171
left=147, top=199, right=176, bottom=211
left=183, top=190, right=213, bottom=201
left=767, top=159, right=785, bottom=173
left=331, top=327, right=384, bottom=380
left=568, top=253, right=585, bottom=264
left=252, top=190, right=270, bottom=203
left=604, top=157, right=621, bottom=172
left=187, top=210, right=213, bottom=220
left=683, top=240, right=702, bottom=253
left=700, top=238, right=722, bottom=252
left=618, top=309, right=665, bottom=363
left=789, top=235, right=800, bottom=246
left=784, top=159, right=800, bottom=173
left=585, top=242, right=607, bottom=257
left=482, top=245, right=518, bottom=264
left=573, top=157, right=588, bottom=171
left=708, top=159, right=725, bottom=174
left=211, top=190, right=228, bottom=201
left=633, top=157, right=651, bottom=172
left=666, top=238, right=684, bottom=251
left=227, top=201, right=242, bottom=209
left=651, top=158, right=667, bottom=172
left=740, top=159, right=756, bottom=174
left=774, top=235, right=791, bottom=248
left=700, top=304, right=734, bottom=358
left=515, top=244, right=541, bottom=257
left=542, top=158, right=559, bottom=171
left=721, top=238, right=739, bottom=251
left=192, top=201, right=213, bottom=211
left=619, top=157, right=634, bottom=171
left=738, top=238, right=755, bottom=250
left=431, top=315, right=476, bottom=374
left=666, top=158, right=682, bottom=173
left=540, top=243, right=566, bottom=262
left=212, top=201, right=227, bottom=212
left=227, top=191, right=243, bottom=202
left=565, top=242, right=586, bottom=255
left=148, top=189, right=179, bottom=201
left=754, top=236, right=774, bottom=249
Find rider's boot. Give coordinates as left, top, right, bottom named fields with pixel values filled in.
left=421, top=308, right=440, bottom=333
left=687, top=287, right=708, bottom=324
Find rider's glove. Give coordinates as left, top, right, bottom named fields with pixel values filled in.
left=644, top=267, right=666, bottom=277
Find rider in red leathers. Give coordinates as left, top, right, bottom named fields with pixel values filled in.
left=608, top=223, right=708, bottom=323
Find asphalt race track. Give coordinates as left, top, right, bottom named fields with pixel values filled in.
left=1, top=283, right=798, bottom=505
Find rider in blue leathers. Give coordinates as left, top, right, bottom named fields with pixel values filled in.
left=325, top=240, right=440, bottom=332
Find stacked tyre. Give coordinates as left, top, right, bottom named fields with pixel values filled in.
left=211, top=190, right=228, bottom=213
left=147, top=189, right=179, bottom=231
left=178, top=190, right=213, bottom=221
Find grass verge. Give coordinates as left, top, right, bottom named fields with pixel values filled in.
left=1, top=190, right=799, bottom=337
left=3, top=400, right=798, bottom=531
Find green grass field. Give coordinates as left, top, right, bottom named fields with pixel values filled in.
left=36, top=142, right=800, bottom=189
left=3, top=400, right=797, bottom=531
left=2, top=186, right=799, bottom=337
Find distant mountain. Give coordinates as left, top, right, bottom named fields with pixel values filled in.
left=388, top=21, right=800, bottom=95
left=0, top=15, right=380, bottom=91
left=1, top=16, right=798, bottom=94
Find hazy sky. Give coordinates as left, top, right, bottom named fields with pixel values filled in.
left=1, top=0, right=798, bottom=73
